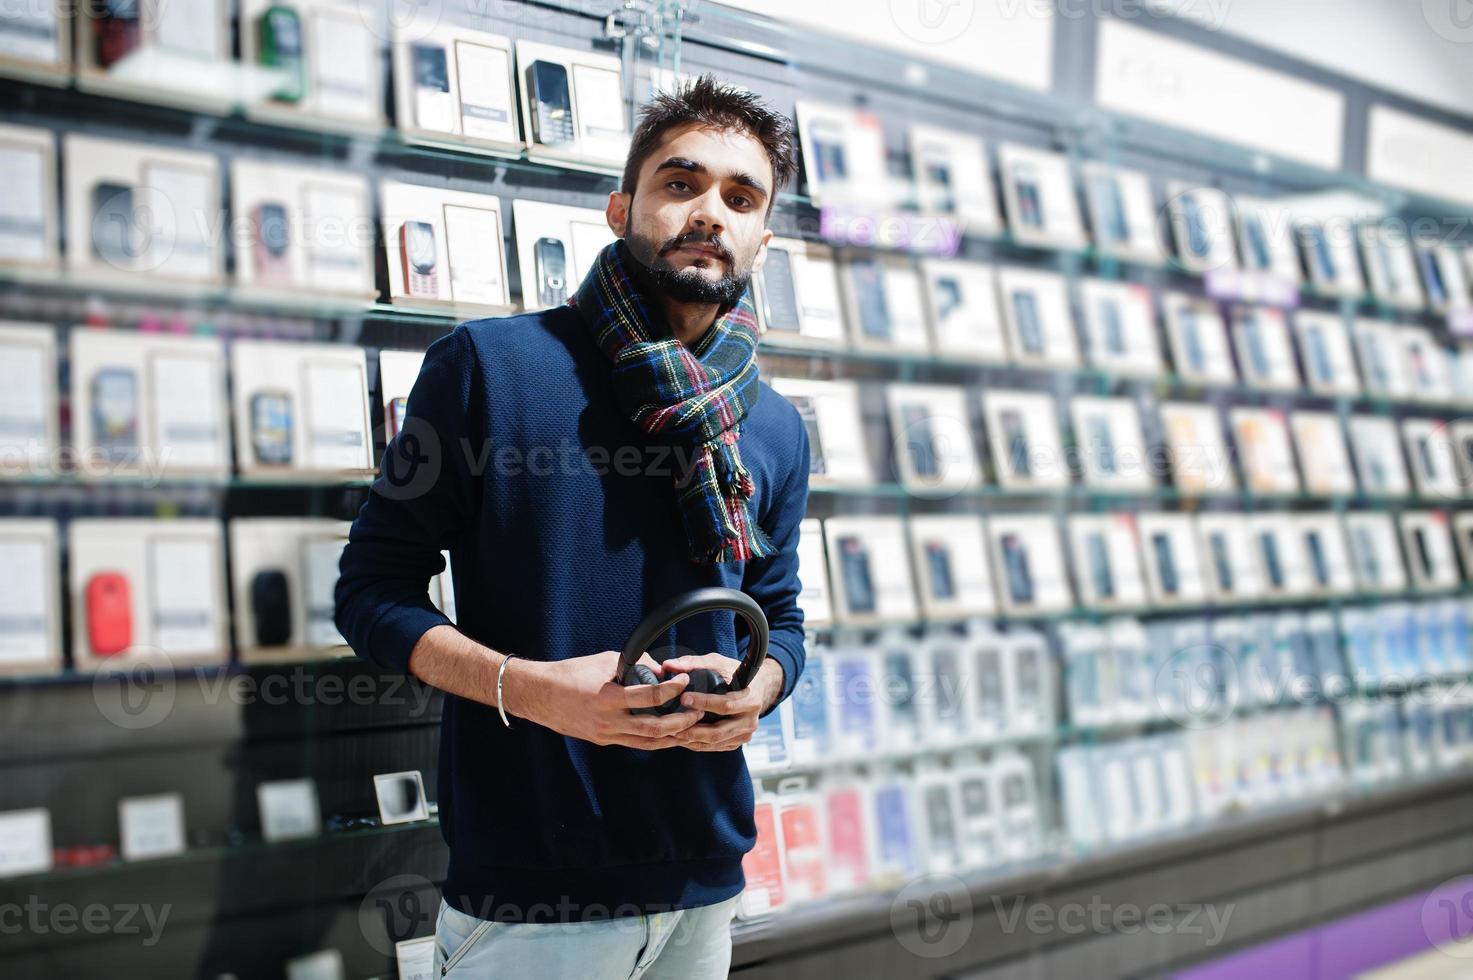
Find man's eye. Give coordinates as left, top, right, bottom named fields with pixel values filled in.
left=668, top=180, right=690, bottom=192
left=729, top=196, right=752, bottom=209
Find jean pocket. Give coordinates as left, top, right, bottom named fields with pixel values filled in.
left=437, top=902, right=498, bottom=975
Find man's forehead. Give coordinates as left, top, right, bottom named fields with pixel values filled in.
left=644, top=123, right=772, bottom=179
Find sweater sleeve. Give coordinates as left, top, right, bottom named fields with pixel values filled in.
left=742, top=409, right=811, bottom=719
left=334, top=323, right=482, bottom=675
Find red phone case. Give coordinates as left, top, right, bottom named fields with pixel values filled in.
left=86, top=572, right=132, bottom=657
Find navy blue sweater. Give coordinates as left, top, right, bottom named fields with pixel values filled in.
left=334, top=300, right=810, bottom=921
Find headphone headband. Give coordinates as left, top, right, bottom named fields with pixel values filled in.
left=617, top=587, right=769, bottom=693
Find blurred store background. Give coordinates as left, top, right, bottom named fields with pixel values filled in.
left=1, top=1, right=1473, bottom=977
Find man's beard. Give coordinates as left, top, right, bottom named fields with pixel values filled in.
left=624, top=229, right=752, bottom=308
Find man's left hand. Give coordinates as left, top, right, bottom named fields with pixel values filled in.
left=654, top=655, right=784, bottom=752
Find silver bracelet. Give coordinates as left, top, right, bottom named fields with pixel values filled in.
left=496, top=653, right=518, bottom=728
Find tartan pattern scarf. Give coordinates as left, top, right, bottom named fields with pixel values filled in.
left=572, top=239, right=776, bottom=564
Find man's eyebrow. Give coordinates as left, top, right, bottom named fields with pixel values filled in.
left=653, top=157, right=769, bottom=199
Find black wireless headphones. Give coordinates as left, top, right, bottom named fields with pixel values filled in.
left=615, top=587, right=768, bottom=724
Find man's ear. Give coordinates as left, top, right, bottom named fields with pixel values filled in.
left=749, top=228, right=774, bottom=274
left=606, top=190, right=630, bottom=238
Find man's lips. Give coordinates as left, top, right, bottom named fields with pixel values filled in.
left=671, top=243, right=726, bottom=261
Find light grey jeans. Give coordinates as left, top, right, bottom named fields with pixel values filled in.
left=433, top=893, right=741, bottom=979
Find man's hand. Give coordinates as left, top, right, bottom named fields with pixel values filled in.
left=654, top=655, right=785, bottom=752
left=508, top=650, right=704, bottom=749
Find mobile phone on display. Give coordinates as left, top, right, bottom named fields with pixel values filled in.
left=528, top=60, right=574, bottom=146
left=1001, top=534, right=1033, bottom=605
left=1179, top=307, right=1206, bottom=373
left=258, top=5, right=305, bottom=104
left=1259, top=531, right=1284, bottom=589
left=251, top=390, right=294, bottom=466
left=410, top=43, right=454, bottom=131
left=759, top=247, right=801, bottom=333
left=1305, top=326, right=1333, bottom=384
left=1087, top=531, right=1114, bottom=599
left=934, top=276, right=963, bottom=323
left=1353, top=527, right=1380, bottom=586
left=1151, top=532, right=1178, bottom=596
left=1180, top=193, right=1209, bottom=258
left=1002, top=409, right=1030, bottom=478
left=1306, top=531, right=1329, bottom=587
left=885, top=650, right=918, bottom=728
left=1099, top=298, right=1125, bottom=355
left=1014, top=165, right=1042, bottom=228
left=252, top=203, right=292, bottom=284
left=534, top=237, right=567, bottom=307
left=1209, top=533, right=1234, bottom=593
left=852, top=261, right=891, bottom=340
left=810, top=123, right=848, bottom=184
left=91, top=182, right=136, bottom=266
left=788, top=395, right=826, bottom=476
left=1243, top=213, right=1270, bottom=269
left=251, top=569, right=292, bottom=647
left=93, top=0, right=141, bottom=68
left=1416, top=436, right=1437, bottom=481
left=975, top=648, right=1004, bottom=720
left=92, top=367, right=138, bottom=463
left=902, top=404, right=938, bottom=478
left=1092, top=173, right=1129, bottom=243
left=925, top=541, right=955, bottom=600
left=1419, top=249, right=1447, bottom=307
left=838, top=535, right=876, bottom=613
left=86, top=571, right=132, bottom=656
left=1305, top=224, right=1336, bottom=282
left=1414, top=528, right=1434, bottom=579
left=1241, top=314, right=1270, bottom=380
left=399, top=221, right=439, bottom=297
left=924, top=157, right=955, bottom=213
left=1012, top=290, right=1043, bottom=354
left=1086, top=415, right=1116, bottom=475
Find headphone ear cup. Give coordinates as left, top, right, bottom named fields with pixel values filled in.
left=683, top=668, right=723, bottom=697
left=626, top=663, right=679, bottom=716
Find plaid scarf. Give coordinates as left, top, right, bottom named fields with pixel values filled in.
left=573, top=239, right=776, bottom=564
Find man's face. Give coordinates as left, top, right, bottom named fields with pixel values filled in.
left=610, top=123, right=774, bottom=306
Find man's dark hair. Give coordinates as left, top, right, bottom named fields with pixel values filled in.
left=621, top=74, right=797, bottom=215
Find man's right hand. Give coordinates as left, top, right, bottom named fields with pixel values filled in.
left=507, top=650, right=703, bottom=749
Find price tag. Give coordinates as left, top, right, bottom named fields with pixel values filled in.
left=396, top=937, right=436, bottom=980
left=119, top=793, right=185, bottom=862
left=0, top=808, right=52, bottom=878
left=257, top=778, right=320, bottom=843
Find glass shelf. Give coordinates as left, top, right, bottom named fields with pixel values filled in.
left=756, top=728, right=1056, bottom=779
left=807, top=480, right=1464, bottom=512
left=0, top=472, right=375, bottom=491
left=760, top=340, right=1473, bottom=413
left=0, top=815, right=441, bottom=888
left=808, top=583, right=1473, bottom=634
